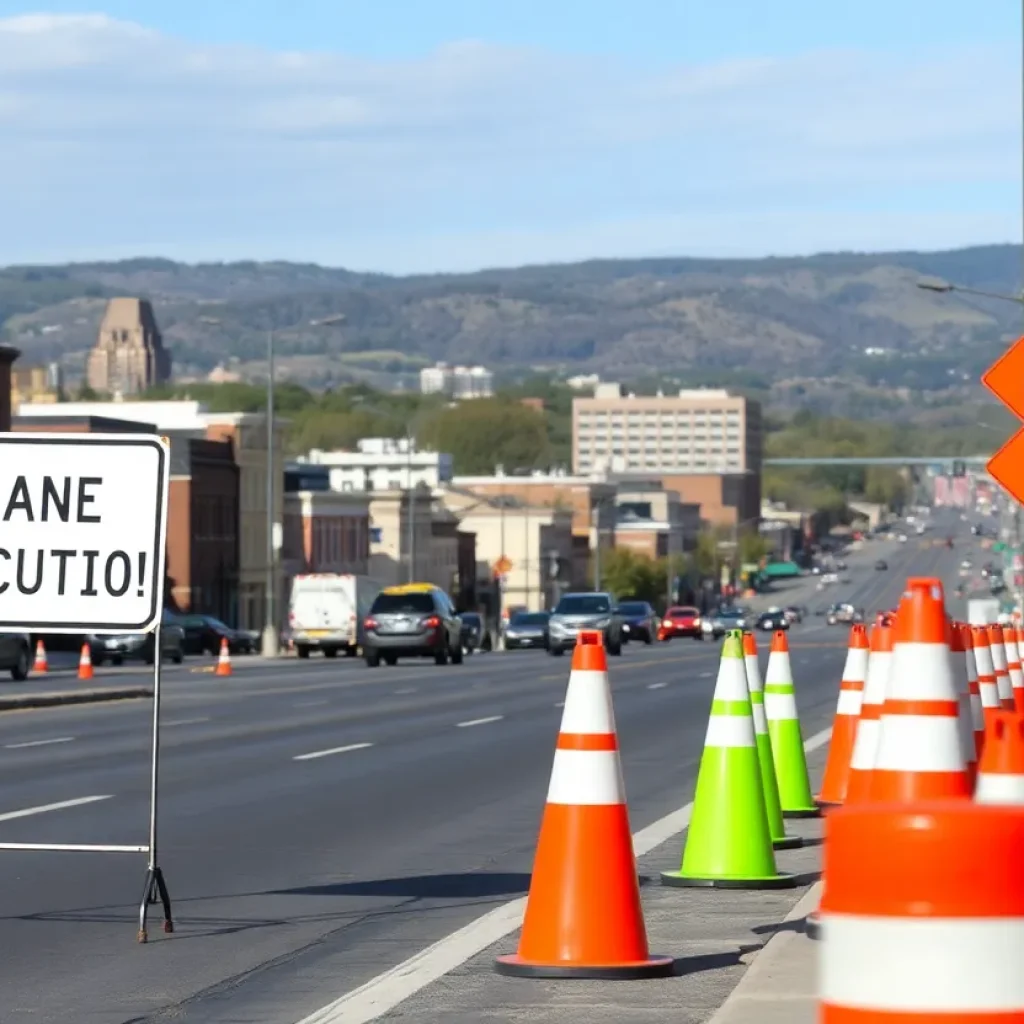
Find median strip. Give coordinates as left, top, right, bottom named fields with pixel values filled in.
left=0, top=687, right=152, bottom=712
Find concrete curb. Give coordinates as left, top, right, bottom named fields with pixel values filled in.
left=0, top=687, right=153, bottom=711
left=706, top=880, right=823, bottom=1024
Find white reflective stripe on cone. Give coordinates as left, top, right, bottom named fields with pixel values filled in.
left=975, top=773, right=1024, bottom=805
left=704, top=713, right=756, bottom=749
left=750, top=703, right=769, bottom=736
left=886, top=642, right=956, bottom=700
left=764, top=691, right=798, bottom=720
left=836, top=689, right=862, bottom=716
left=714, top=660, right=749, bottom=701
left=546, top=749, right=626, bottom=805
left=997, top=672, right=1015, bottom=705
left=991, top=643, right=1008, bottom=672
left=559, top=670, right=616, bottom=734
left=979, top=680, right=1001, bottom=708
left=873, top=715, right=965, bottom=772
left=861, top=651, right=891, bottom=705
left=744, top=655, right=763, bottom=694
left=821, top=913, right=1024, bottom=1012
left=841, top=646, right=869, bottom=682
left=848, top=720, right=881, bottom=770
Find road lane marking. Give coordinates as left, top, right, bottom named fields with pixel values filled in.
left=647, top=682, right=668, bottom=690
left=294, top=700, right=330, bottom=708
left=162, top=717, right=211, bottom=727
left=293, top=743, right=374, bottom=762
left=394, top=688, right=417, bottom=695
left=554, top=701, right=564, bottom=708
left=295, top=723, right=834, bottom=1024
left=0, top=795, right=112, bottom=823
left=455, top=716, right=503, bottom=728
left=5, top=737, right=74, bottom=749
left=699, top=671, right=713, bottom=678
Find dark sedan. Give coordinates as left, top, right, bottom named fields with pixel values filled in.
left=87, top=608, right=186, bottom=666
left=180, top=615, right=257, bottom=656
left=504, top=611, right=550, bottom=650
left=616, top=601, right=657, bottom=644
left=756, top=608, right=791, bottom=632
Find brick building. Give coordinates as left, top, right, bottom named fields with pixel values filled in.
left=0, top=345, right=19, bottom=430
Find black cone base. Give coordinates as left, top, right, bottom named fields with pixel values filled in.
left=772, top=834, right=804, bottom=851
left=660, top=870, right=796, bottom=890
left=494, top=953, right=675, bottom=980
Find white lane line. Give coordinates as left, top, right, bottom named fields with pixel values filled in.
left=162, top=717, right=211, bottom=727
left=295, top=700, right=330, bottom=708
left=455, top=716, right=504, bottom=729
left=699, top=671, right=713, bottom=678
left=293, top=743, right=374, bottom=762
left=4, top=737, right=74, bottom=750
left=394, top=688, right=417, bottom=695
left=647, top=682, right=668, bottom=690
left=0, top=795, right=112, bottom=823
left=294, top=723, right=833, bottom=1024
left=554, top=701, right=565, bottom=708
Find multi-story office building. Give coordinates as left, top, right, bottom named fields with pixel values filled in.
left=301, top=438, right=453, bottom=492
left=419, top=362, right=494, bottom=399
left=572, top=383, right=762, bottom=477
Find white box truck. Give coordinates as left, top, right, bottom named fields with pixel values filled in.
left=288, top=574, right=382, bottom=658
left=967, top=597, right=1001, bottom=627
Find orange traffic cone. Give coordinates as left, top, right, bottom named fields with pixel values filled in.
left=215, top=637, right=232, bottom=677
left=495, top=630, right=672, bottom=979
left=975, top=710, right=1024, bottom=805
left=973, top=625, right=1001, bottom=733
left=988, top=624, right=1015, bottom=710
left=949, top=620, right=977, bottom=786
left=33, top=639, right=48, bottom=674
left=844, top=616, right=894, bottom=805
left=817, top=623, right=869, bottom=807
left=867, top=578, right=971, bottom=803
left=959, top=623, right=985, bottom=758
left=77, top=643, right=93, bottom=681
left=1004, top=625, right=1024, bottom=714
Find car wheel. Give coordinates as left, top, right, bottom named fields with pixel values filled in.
left=644, top=632, right=653, bottom=645
left=172, top=649, right=184, bottom=665
left=296, top=646, right=311, bottom=659
left=450, top=643, right=464, bottom=665
left=365, top=651, right=380, bottom=667
left=608, top=640, right=622, bottom=656
left=10, top=646, right=30, bottom=681
left=548, top=646, right=564, bottom=656
left=434, top=645, right=449, bottom=666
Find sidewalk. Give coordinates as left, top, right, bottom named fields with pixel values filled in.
left=374, top=748, right=827, bottom=1024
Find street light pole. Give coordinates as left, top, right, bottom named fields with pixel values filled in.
left=406, top=433, right=415, bottom=583
left=262, top=328, right=278, bottom=657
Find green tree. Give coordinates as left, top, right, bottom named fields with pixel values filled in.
left=600, top=548, right=665, bottom=605
left=693, top=531, right=719, bottom=578
left=418, top=398, right=551, bottom=474
left=737, top=529, right=772, bottom=565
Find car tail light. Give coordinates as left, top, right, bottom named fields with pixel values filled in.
left=363, top=617, right=378, bottom=630
left=424, top=615, right=441, bottom=628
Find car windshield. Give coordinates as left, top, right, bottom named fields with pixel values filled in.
left=555, top=595, right=611, bottom=615
left=669, top=607, right=699, bottom=618
left=718, top=608, right=744, bottom=619
left=616, top=602, right=648, bottom=615
left=511, top=613, right=549, bottom=626
left=372, top=593, right=435, bottom=615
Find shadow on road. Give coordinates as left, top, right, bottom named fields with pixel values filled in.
left=273, top=871, right=531, bottom=900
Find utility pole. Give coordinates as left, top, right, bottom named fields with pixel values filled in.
left=261, top=328, right=278, bottom=657
left=406, top=434, right=415, bottom=583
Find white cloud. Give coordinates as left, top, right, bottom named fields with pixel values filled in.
left=0, top=14, right=1018, bottom=272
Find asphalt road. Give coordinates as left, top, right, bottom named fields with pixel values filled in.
left=0, top=515, right=979, bottom=1024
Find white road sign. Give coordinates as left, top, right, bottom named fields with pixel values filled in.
left=0, top=433, right=169, bottom=634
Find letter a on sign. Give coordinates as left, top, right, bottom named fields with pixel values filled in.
left=982, top=336, right=1024, bottom=504
left=0, top=434, right=170, bottom=634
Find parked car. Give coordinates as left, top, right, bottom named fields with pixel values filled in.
left=756, top=608, right=790, bottom=632
left=503, top=611, right=550, bottom=650
left=458, top=611, right=485, bottom=654
left=87, top=609, right=186, bottom=666
left=658, top=605, right=704, bottom=641
left=180, top=615, right=256, bottom=657
left=363, top=583, right=463, bottom=666
left=547, top=592, right=624, bottom=656
left=0, top=632, right=32, bottom=680
left=616, top=601, right=658, bottom=644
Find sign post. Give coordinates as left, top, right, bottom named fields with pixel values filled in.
left=0, top=433, right=171, bottom=942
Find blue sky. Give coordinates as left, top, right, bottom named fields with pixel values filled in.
left=0, top=2, right=1018, bottom=272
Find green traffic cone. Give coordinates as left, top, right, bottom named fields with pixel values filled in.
left=662, top=631, right=795, bottom=890
left=743, top=631, right=802, bottom=850
left=764, top=630, right=820, bottom=818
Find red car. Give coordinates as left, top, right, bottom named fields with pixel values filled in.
left=658, top=605, right=703, bottom=641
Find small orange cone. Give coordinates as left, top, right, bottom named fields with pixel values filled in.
left=1004, top=625, right=1024, bottom=714
left=959, top=623, right=985, bottom=758
left=844, top=616, right=895, bottom=805
left=867, top=578, right=971, bottom=803
left=495, top=630, right=673, bottom=979
left=33, top=640, right=48, bottom=674
left=215, top=637, right=233, bottom=677
left=78, top=643, right=93, bottom=681
left=988, top=624, right=1015, bottom=710
left=975, top=710, right=1024, bottom=805
left=817, top=623, right=869, bottom=807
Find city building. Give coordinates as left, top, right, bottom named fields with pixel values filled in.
left=18, top=399, right=287, bottom=632
left=280, top=488, right=371, bottom=581
left=437, top=488, right=575, bottom=613
left=0, top=345, right=18, bottom=430
left=618, top=471, right=761, bottom=529
left=419, top=362, right=494, bottom=399
left=301, top=438, right=453, bottom=492
left=86, top=298, right=172, bottom=396
left=367, top=487, right=440, bottom=587
left=10, top=363, right=61, bottom=413
left=614, top=487, right=702, bottom=559
left=164, top=434, right=240, bottom=622
left=572, top=383, right=762, bottom=477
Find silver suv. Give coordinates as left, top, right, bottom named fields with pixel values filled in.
left=546, top=592, right=623, bottom=657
